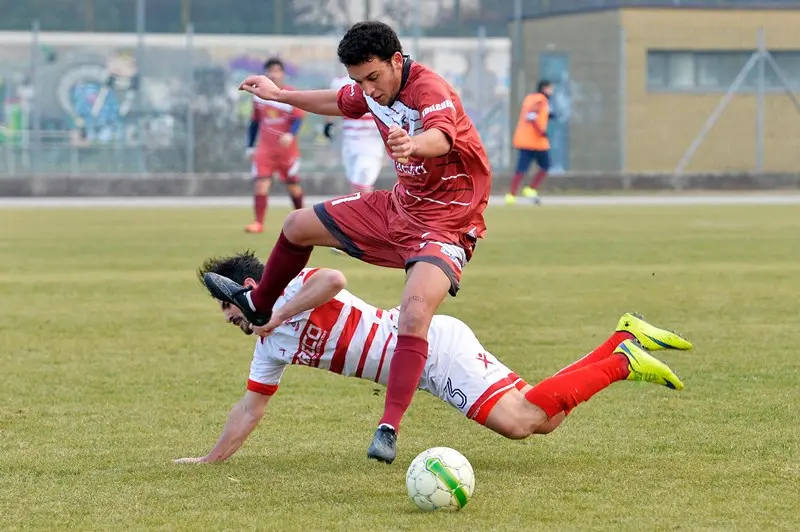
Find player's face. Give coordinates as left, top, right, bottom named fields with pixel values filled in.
left=265, top=65, right=285, bottom=87
left=542, top=84, right=554, bottom=97
left=219, top=300, right=254, bottom=335
left=217, top=277, right=257, bottom=335
left=347, top=52, right=404, bottom=106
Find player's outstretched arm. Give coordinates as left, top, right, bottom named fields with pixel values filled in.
left=174, top=391, right=270, bottom=464
left=240, top=75, right=343, bottom=117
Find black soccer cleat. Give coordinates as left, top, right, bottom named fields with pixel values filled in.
left=203, top=272, right=271, bottom=327
left=367, top=425, right=397, bottom=464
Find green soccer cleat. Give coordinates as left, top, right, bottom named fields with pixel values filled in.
left=616, top=312, right=693, bottom=351
left=615, top=340, right=684, bottom=391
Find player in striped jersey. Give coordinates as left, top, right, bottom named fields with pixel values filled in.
left=174, top=252, right=692, bottom=464
left=325, top=75, right=385, bottom=194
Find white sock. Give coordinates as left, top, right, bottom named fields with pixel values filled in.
left=245, top=291, right=257, bottom=312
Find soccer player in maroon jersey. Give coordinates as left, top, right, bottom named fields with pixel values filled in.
left=245, top=58, right=305, bottom=234
left=176, top=253, right=691, bottom=464
left=203, top=22, right=492, bottom=464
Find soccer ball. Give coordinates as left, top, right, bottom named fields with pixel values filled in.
left=405, top=447, right=475, bottom=511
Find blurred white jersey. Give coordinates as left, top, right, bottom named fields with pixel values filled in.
left=247, top=268, right=520, bottom=425
left=329, top=76, right=385, bottom=189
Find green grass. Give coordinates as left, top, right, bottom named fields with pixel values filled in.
left=1, top=204, right=799, bottom=530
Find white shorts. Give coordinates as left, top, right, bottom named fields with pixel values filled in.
left=420, top=316, right=523, bottom=425
left=342, top=138, right=384, bottom=188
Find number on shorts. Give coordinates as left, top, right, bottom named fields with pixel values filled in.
left=445, top=378, right=468, bottom=409
left=330, top=192, right=361, bottom=206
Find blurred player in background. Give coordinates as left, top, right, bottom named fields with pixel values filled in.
left=325, top=74, right=385, bottom=194
left=175, top=252, right=691, bottom=464
left=506, top=80, right=554, bottom=206
left=245, top=58, right=305, bottom=234
left=205, top=21, right=492, bottom=465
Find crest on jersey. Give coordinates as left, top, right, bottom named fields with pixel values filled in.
left=267, top=108, right=280, bottom=119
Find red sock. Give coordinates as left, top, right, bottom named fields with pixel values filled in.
left=380, top=335, right=428, bottom=431
left=509, top=172, right=524, bottom=195
left=524, top=355, right=630, bottom=418
left=291, top=192, right=303, bottom=210
left=254, top=194, right=267, bottom=224
left=531, top=169, right=548, bottom=189
left=554, top=331, right=634, bottom=376
left=249, top=231, right=313, bottom=312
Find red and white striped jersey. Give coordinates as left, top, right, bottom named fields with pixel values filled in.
left=329, top=76, right=381, bottom=139
left=246, top=268, right=400, bottom=396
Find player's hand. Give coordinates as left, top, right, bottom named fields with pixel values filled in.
left=248, top=313, right=285, bottom=338
left=387, top=124, right=413, bottom=162
left=279, top=133, right=294, bottom=147
left=173, top=456, right=209, bottom=464
left=239, top=75, right=280, bottom=101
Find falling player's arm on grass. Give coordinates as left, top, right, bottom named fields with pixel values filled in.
left=173, top=268, right=349, bottom=464
left=173, top=390, right=272, bottom=464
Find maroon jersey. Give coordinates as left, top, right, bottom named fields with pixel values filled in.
left=336, top=60, right=491, bottom=241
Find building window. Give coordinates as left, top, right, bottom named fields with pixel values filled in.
left=647, top=50, right=800, bottom=91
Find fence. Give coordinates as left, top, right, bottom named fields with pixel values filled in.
left=0, top=23, right=510, bottom=177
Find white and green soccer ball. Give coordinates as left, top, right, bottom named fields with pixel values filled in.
left=405, top=447, right=475, bottom=511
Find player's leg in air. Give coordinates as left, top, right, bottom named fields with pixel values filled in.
left=246, top=157, right=273, bottom=234
left=443, top=313, right=692, bottom=439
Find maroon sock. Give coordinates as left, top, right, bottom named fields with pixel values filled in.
left=554, top=331, right=634, bottom=376
left=524, top=355, right=630, bottom=418
left=249, top=231, right=313, bottom=312
left=379, top=335, right=428, bottom=431
left=531, top=169, right=548, bottom=189
left=291, top=191, right=303, bottom=210
left=509, top=172, right=524, bottom=195
left=254, top=194, right=267, bottom=224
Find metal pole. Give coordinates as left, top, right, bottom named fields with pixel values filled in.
left=412, top=0, right=421, bottom=59
left=513, top=0, right=524, bottom=169
left=675, top=53, right=760, bottom=175
left=186, top=22, right=195, bottom=174
left=477, top=25, right=486, bottom=121
left=514, top=0, right=524, bottom=98
left=764, top=53, right=800, bottom=111
left=31, top=20, right=41, bottom=175
left=756, top=27, right=765, bottom=172
left=135, top=0, right=145, bottom=174
left=618, top=25, right=627, bottom=175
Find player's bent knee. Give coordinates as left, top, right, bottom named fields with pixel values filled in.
left=484, top=391, right=547, bottom=440
left=397, top=305, right=434, bottom=337
left=282, top=208, right=314, bottom=244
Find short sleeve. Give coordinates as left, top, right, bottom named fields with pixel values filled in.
left=272, top=268, right=319, bottom=322
left=336, top=83, right=369, bottom=119
left=247, top=344, right=286, bottom=395
left=414, top=74, right=458, bottom=146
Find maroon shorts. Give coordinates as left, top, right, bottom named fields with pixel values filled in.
left=251, top=155, right=300, bottom=184
left=314, top=190, right=477, bottom=296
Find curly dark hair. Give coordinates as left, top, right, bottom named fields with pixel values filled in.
left=264, top=57, right=284, bottom=71
left=337, top=21, right=403, bottom=66
left=197, top=250, right=264, bottom=297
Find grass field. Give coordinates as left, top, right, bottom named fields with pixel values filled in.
left=1, top=203, right=799, bottom=530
